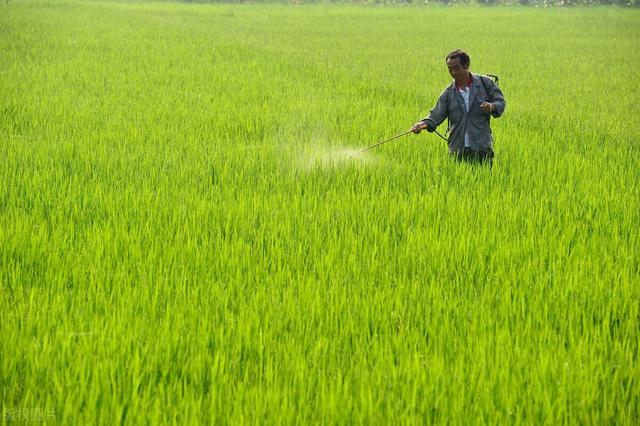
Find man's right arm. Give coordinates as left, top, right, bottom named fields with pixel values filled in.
left=411, top=89, right=449, bottom=133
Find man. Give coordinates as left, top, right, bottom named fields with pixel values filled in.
left=411, top=50, right=506, bottom=165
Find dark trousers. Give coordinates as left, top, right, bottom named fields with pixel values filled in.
left=452, top=147, right=495, bottom=166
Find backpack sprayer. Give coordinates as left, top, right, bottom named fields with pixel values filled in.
left=357, top=74, right=499, bottom=154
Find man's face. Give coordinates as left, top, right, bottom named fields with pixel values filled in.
left=447, top=57, right=468, bottom=81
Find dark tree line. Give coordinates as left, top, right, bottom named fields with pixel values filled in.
left=174, top=0, right=639, bottom=5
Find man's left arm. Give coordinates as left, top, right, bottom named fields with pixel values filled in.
left=487, top=79, right=506, bottom=118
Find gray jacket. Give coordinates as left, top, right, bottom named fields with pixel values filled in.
left=422, top=74, right=506, bottom=154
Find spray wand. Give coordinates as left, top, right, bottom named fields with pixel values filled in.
left=357, top=123, right=448, bottom=154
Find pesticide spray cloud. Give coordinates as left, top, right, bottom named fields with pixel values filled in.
left=300, top=145, right=373, bottom=170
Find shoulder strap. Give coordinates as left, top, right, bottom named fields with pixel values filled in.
left=480, top=75, right=490, bottom=95
left=480, top=74, right=499, bottom=92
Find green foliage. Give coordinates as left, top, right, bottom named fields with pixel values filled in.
left=1, top=0, right=639, bottom=424
left=132, top=0, right=640, bottom=6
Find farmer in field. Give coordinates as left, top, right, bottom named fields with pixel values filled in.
left=411, top=50, right=506, bottom=165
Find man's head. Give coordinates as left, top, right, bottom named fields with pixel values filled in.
left=446, top=49, right=471, bottom=82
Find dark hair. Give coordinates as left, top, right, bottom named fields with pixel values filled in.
left=446, top=50, right=470, bottom=68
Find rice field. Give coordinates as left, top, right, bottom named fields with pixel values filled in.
left=1, top=1, right=639, bottom=423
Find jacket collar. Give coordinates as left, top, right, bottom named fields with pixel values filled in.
left=449, top=73, right=483, bottom=90
left=448, top=73, right=486, bottom=111
left=455, top=73, right=473, bottom=90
